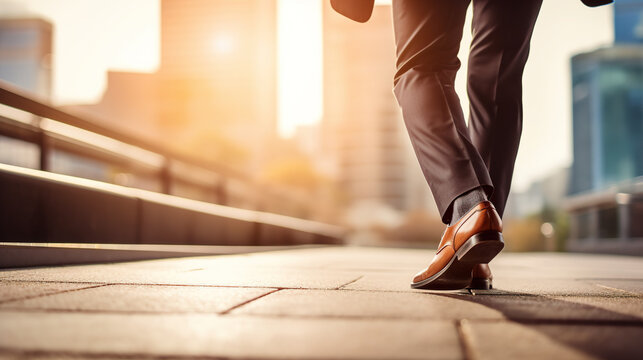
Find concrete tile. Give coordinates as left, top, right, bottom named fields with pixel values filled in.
left=232, top=289, right=503, bottom=320
left=0, top=285, right=274, bottom=313
left=491, top=278, right=624, bottom=296
left=0, top=281, right=97, bottom=303
left=312, top=247, right=430, bottom=272
left=343, top=272, right=626, bottom=295
left=0, top=311, right=462, bottom=360
left=342, top=273, right=420, bottom=292
left=0, top=258, right=362, bottom=289
left=588, top=279, right=643, bottom=295
left=549, top=296, right=643, bottom=320
left=182, top=268, right=362, bottom=289
left=449, top=294, right=642, bottom=322
left=491, top=253, right=643, bottom=279
left=466, top=320, right=643, bottom=360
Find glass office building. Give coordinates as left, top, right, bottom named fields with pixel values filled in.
left=570, top=47, right=643, bottom=195
left=568, top=48, right=643, bottom=253
left=567, top=0, right=643, bottom=254
left=614, top=0, right=643, bottom=44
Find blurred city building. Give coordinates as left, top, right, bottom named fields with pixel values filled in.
left=158, top=0, right=277, bottom=173
left=0, top=3, right=324, bottom=221
left=321, top=3, right=436, bottom=228
left=69, top=0, right=278, bottom=175
left=0, top=18, right=52, bottom=170
left=0, top=18, right=52, bottom=99
left=66, top=71, right=163, bottom=140
left=614, top=0, right=643, bottom=44
left=567, top=0, right=643, bottom=254
left=505, top=167, right=570, bottom=220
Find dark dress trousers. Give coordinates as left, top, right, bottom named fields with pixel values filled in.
left=330, top=0, right=612, bottom=23
left=330, top=0, right=611, bottom=223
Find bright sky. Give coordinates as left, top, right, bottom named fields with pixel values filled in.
left=0, top=0, right=614, bottom=191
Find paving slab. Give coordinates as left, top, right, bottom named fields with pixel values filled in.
left=0, top=311, right=461, bottom=360
left=489, top=278, right=625, bottom=296
left=342, top=272, right=420, bottom=292
left=342, top=272, right=634, bottom=296
left=549, top=296, right=643, bottom=319
left=489, top=252, right=643, bottom=279
left=587, top=279, right=643, bottom=295
left=0, top=281, right=99, bottom=303
left=441, top=293, right=643, bottom=322
left=466, top=320, right=643, bottom=360
left=232, top=288, right=503, bottom=320
left=0, top=259, right=362, bottom=289
left=0, top=284, right=274, bottom=313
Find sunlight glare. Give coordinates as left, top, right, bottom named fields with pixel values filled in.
left=212, top=33, right=235, bottom=55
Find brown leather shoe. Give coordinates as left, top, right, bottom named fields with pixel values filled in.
left=411, top=200, right=503, bottom=290
left=468, top=263, right=493, bottom=290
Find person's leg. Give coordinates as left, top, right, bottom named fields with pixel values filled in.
left=393, top=0, right=504, bottom=291
left=466, top=0, right=542, bottom=289
left=467, top=0, right=543, bottom=218
left=392, top=0, right=492, bottom=225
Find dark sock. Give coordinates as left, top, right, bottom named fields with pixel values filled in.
left=449, top=187, right=487, bottom=226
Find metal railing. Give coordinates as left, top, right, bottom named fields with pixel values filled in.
left=0, top=80, right=312, bottom=219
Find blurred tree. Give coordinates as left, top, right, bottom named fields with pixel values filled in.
left=536, top=205, right=571, bottom=251
left=503, top=216, right=545, bottom=252
left=542, top=205, right=570, bottom=252
left=503, top=206, right=571, bottom=252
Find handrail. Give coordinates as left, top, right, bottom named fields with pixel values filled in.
left=0, top=80, right=246, bottom=180
left=0, top=80, right=312, bottom=218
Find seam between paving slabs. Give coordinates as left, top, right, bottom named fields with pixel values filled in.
left=219, top=288, right=282, bottom=315
left=0, top=283, right=109, bottom=305
left=592, top=284, right=641, bottom=297
left=335, top=275, right=364, bottom=290
left=456, top=319, right=479, bottom=360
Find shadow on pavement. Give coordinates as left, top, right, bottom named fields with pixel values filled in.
left=436, top=290, right=643, bottom=359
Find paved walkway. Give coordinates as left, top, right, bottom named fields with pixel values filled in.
left=1, top=246, right=642, bottom=359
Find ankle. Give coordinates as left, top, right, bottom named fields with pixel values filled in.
left=449, top=187, right=487, bottom=226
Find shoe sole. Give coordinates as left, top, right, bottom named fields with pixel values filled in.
left=411, top=231, right=504, bottom=290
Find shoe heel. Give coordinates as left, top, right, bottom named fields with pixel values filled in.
left=456, top=231, right=504, bottom=264
left=468, top=277, right=493, bottom=290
